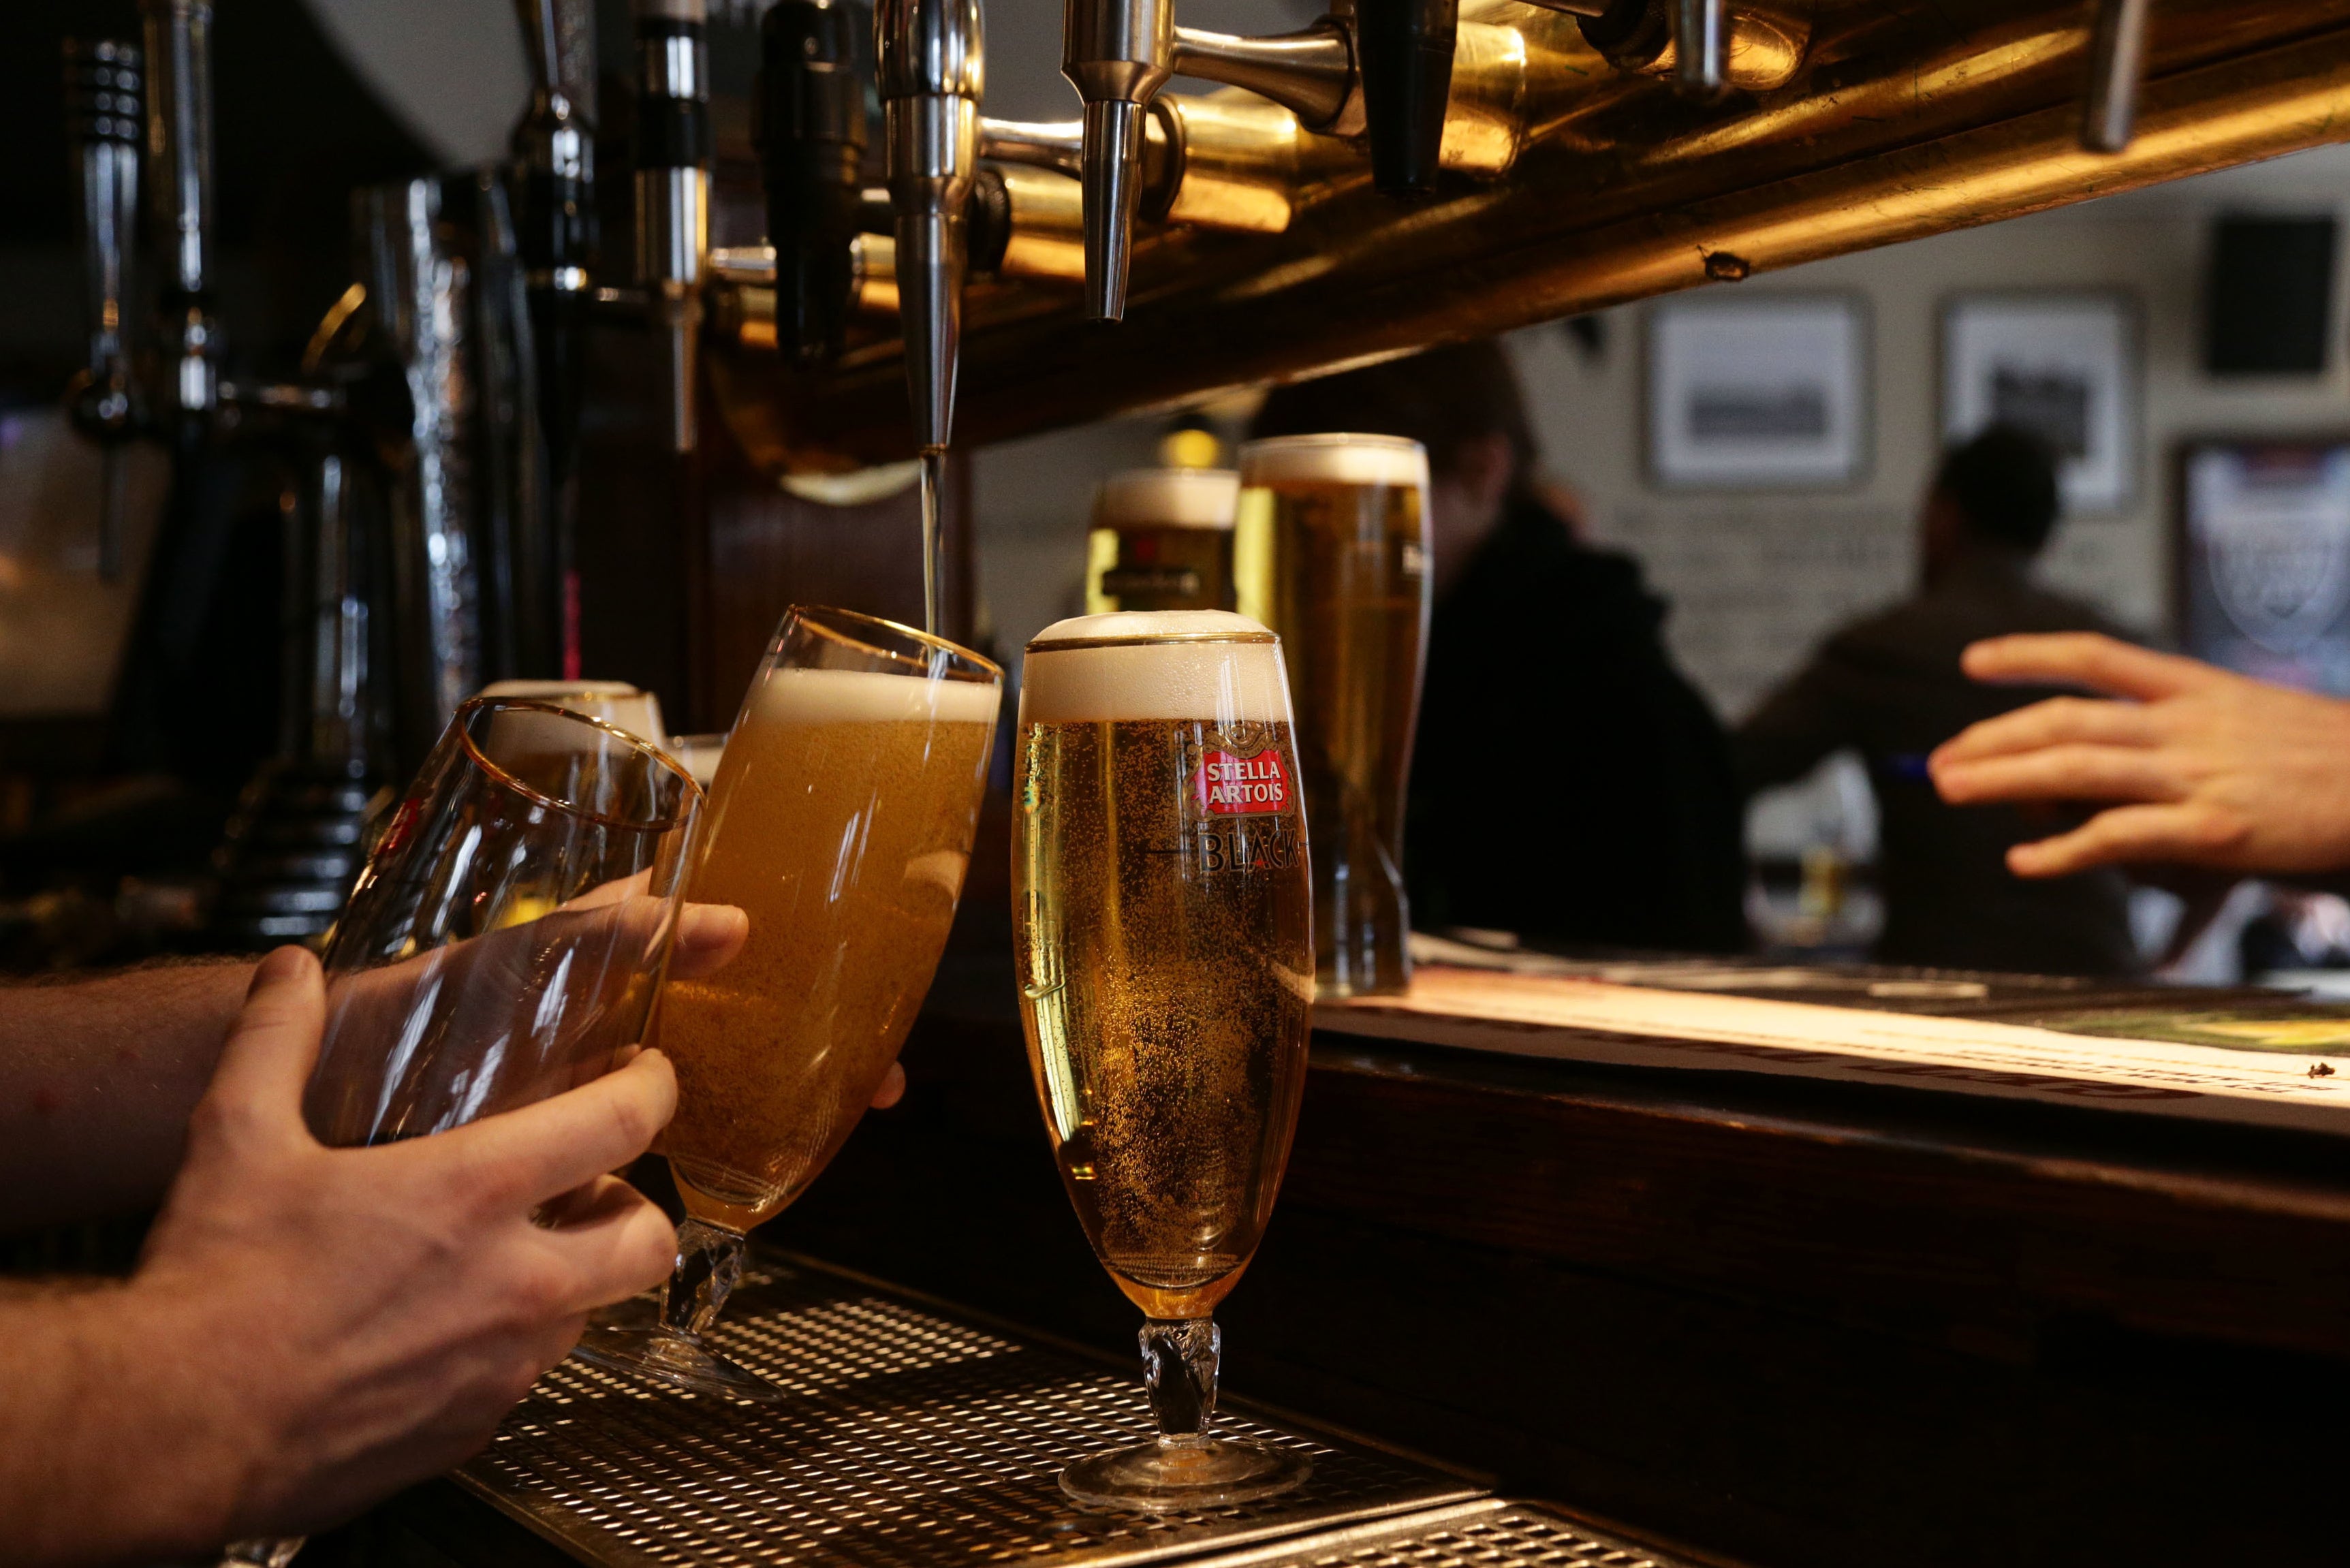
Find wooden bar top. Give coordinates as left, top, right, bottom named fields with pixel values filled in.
left=760, top=949, right=2350, bottom=1568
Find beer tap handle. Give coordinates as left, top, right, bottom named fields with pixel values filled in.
left=1166, top=24, right=1353, bottom=129
left=140, top=0, right=219, bottom=424
left=877, top=0, right=982, bottom=446
left=512, top=0, right=596, bottom=488
left=65, top=37, right=144, bottom=579
left=2082, top=0, right=2152, bottom=153
left=758, top=0, right=868, bottom=369
left=634, top=0, right=710, bottom=452
left=1672, top=0, right=1726, bottom=97
left=1353, top=0, right=1456, bottom=192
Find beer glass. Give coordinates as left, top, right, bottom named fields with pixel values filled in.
left=1236, top=434, right=1430, bottom=999
left=576, top=607, right=1003, bottom=1399
left=1014, top=609, right=1315, bottom=1509
left=1086, top=467, right=1241, bottom=614
left=305, top=697, right=702, bottom=1146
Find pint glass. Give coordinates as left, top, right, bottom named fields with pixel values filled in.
left=576, top=606, right=1002, bottom=1399
left=1236, top=434, right=1430, bottom=998
left=1086, top=467, right=1241, bottom=614
left=1014, top=609, right=1313, bottom=1509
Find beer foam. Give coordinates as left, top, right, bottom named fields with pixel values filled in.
left=1022, top=611, right=1291, bottom=725
left=1238, top=433, right=1429, bottom=490
left=753, top=666, right=1001, bottom=727
left=1095, top=468, right=1240, bottom=530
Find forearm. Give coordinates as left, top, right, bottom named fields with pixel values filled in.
left=0, top=1283, right=248, bottom=1566
left=0, top=958, right=253, bottom=1231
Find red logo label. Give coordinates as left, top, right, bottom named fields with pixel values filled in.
left=1192, top=749, right=1291, bottom=815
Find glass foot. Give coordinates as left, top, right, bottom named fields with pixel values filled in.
left=1061, top=1437, right=1311, bottom=1511
left=569, top=1323, right=783, bottom=1402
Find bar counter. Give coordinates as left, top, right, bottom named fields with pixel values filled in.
left=334, top=945, right=2350, bottom=1568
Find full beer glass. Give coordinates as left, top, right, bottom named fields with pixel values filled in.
left=1086, top=467, right=1242, bottom=613
left=1236, top=434, right=1430, bottom=999
left=1014, top=610, right=1314, bottom=1509
left=576, top=607, right=1002, bottom=1398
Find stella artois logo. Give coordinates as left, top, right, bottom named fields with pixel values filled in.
left=1192, top=745, right=1291, bottom=815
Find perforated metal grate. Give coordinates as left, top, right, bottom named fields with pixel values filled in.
left=458, top=1256, right=1479, bottom=1568
left=1194, top=1500, right=1699, bottom=1568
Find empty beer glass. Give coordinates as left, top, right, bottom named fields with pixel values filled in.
left=1014, top=610, right=1315, bottom=1509
left=304, top=696, right=702, bottom=1147
left=576, top=607, right=1003, bottom=1399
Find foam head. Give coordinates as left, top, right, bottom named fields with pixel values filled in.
left=478, top=680, right=667, bottom=750
left=1021, top=610, right=1293, bottom=725
left=1094, top=468, right=1241, bottom=530
left=1237, top=433, right=1430, bottom=490
left=752, top=665, right=1003, bottom=727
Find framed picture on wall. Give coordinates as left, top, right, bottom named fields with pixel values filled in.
left=2176, top=437, right=2350, bottom=695
left=1942, top=292, right=2139, bottom=514
left=1646, top=294, right=1870, bottom=488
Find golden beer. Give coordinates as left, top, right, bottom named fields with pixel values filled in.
left=1235, top=435, right=1430, bottom=999
left=576, top=607, right=1000, bottom=1401
left=1015, top=609, right=1314, bottom=1507
left=1086, top=468, right=1241, bottom=614
left=659, top=664, right=998, bottom=1229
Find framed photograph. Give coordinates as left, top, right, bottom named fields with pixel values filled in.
left=1646, top=294, right=1869, bottom=488
left=1942, top=292, right=2138, bottom=514
left=2176, top=436, right=2350, bottom=695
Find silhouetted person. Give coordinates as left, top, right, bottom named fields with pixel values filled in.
left=1737, top=425, right=2138, bottom=974
left=1250, top=342, right=1747, bottom=954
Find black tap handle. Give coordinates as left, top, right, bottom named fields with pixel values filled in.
left=1356, top=0, right=1457, bottom=195
left=757, top=0, right=871, bottom=369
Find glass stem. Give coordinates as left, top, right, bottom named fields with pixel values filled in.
left=660, top=1218, right=747, bottom=1338
left=1140, top=1316, right=1220, bottom=1447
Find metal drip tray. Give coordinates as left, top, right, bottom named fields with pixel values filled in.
left=457, top=1254, right=1480, bottom=1568
left=1196, top=1500, right=1697, bottom=1568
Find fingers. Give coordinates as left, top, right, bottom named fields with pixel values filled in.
left=194, top=946, right=328, bottom=1149
left=533, top=1176, right=678, bottom=1313
left=1958, top=633, right=2219, bottom=702
left=1930, top=694, right=2159, bottom=770
left=2005, top=802, right=2249, bottom=878
left=1932, top=742, right=2179, bottom=809
left=669, top=904, right=749, bottom=982
left=559, top=868, right=653, bottom=912
left=869, top=1062, right=905, bottom=1110
left=435, top=1050, right=678, bottom=1210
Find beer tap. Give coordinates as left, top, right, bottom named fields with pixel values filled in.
left=1530, top=0, right=1803, bottom=95
left=2082, top=0, right=2153, bottom=153
left=513, top=0, right=595, bottom=490
left=142, top=0, right=219, bottom=428
left=758, top=0, right=870, bottom=369
left=877, top=0, right=982, bottom=456
left=633, top=0, right=712, bottom=452
left=64, top=38, right=143, bottom=579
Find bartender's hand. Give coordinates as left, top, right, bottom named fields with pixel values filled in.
left=1, top=947, right=679, bottom=1565
left=1930, top=632, right=2350, bottom=877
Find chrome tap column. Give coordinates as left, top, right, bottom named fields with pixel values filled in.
left=64, top=38, right=143, bottom=578
left=140, top=0, right=217, bottom=424
left=633, top=0, right=712, bottom=452
left=1063, top=0, right=1171, bottom=319
left=877, top=0, right=982, bottom=452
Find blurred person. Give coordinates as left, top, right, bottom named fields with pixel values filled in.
left=1931, top=631, right=2350, bottom=879
left=1249, top=341, right=1747, bottom=954
left=1736, top=426, right=2140, bottom=974
left=0, top=913, right=907, bottom=1565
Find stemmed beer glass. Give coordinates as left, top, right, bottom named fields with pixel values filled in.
left=576, top=606, right=1003, bottom=1399
left=1012, top=610, right=1315, bottom=1509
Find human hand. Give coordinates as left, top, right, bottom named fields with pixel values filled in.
left=1929, top=632, right=2350, bottom=877
left=122, top=946, right=680, bottom=1547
